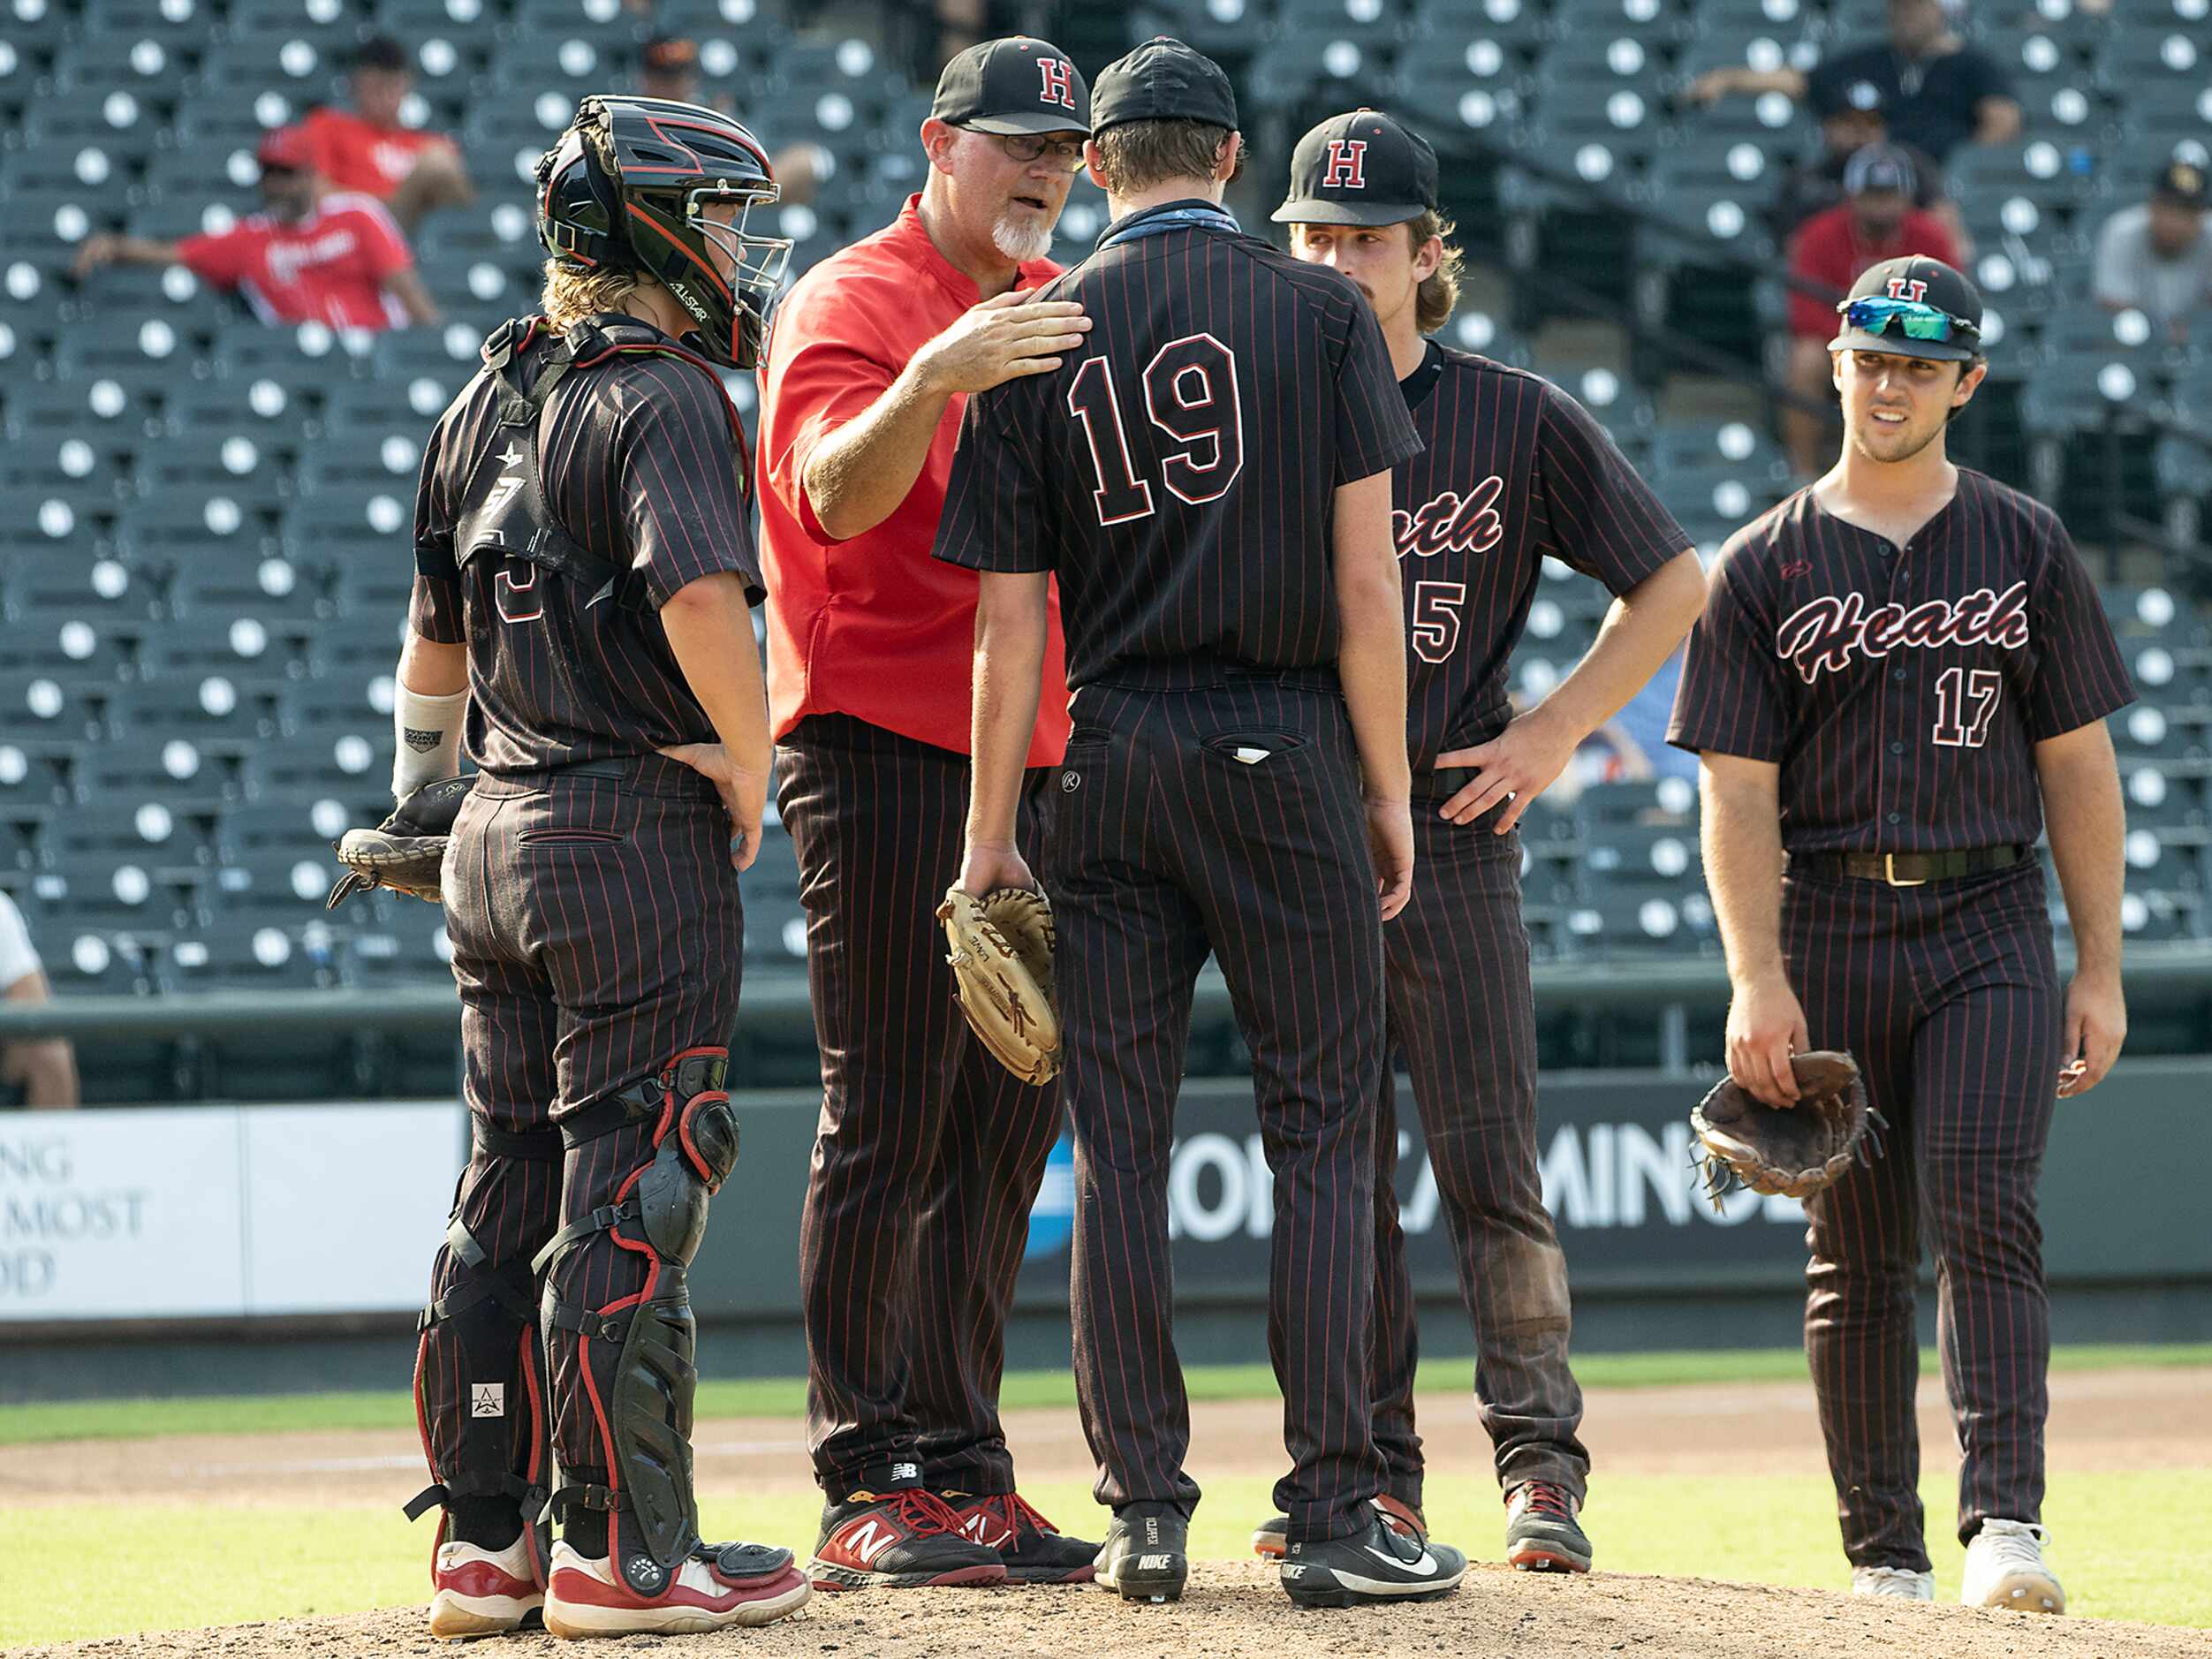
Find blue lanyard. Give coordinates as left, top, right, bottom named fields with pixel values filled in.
left=1095, top=203, right=1240, bottom=251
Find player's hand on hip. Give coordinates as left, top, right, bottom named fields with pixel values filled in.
left=1436, top=707, right=1579, bottom=833
left=1725, top=972, right=1810, bottom=1108
left=958, top=838, right=1037, bottom=898
left=915, top=289, right=1091, bottom=396
left=657, top=742, right=768, bottom=872
left=2057, top=970, right=2125, bottom=1097
left=1365, top=797, right=1416, bottom=921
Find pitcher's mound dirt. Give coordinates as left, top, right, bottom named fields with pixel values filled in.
left=11, top=1564, right=2208, bottom=1659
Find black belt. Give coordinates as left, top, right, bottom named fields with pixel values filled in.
left=1791, top=845, right=2028, bottom=887
left=1089, top=655, right=1339, bottom=693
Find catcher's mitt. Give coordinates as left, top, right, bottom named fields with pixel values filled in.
left=1691, top=1049, right=1887, bottom=1208
left=937, top=885, right=1060, bottom=1086
left=326, top=775, right=475, bottom=909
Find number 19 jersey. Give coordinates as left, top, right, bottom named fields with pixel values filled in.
left=933, top=201, right=1420, bottom=687
left=1392, top=343, right=1690, bottom=770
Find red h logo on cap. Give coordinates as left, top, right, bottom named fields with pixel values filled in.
left=1885, top=275, right=1928, bottom=302
left=1323, top=139, right=1367, bottom=189
left=1038, top=57, right=1076, bottom=110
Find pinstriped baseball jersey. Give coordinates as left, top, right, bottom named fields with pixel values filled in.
left=410, top=316, right=759, bottom=776
left=932, top=201, right=1420, bottom=684
left=1392, top=344, right=1689, bottom=769
left=1667, top=470, right=2134, bottom=852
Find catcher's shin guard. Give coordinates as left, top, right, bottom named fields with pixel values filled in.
left=405, top=1140, right=559, bottom=1590
left=537, top=1048, right=739, bottom=1599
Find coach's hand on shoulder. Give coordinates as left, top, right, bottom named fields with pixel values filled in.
left=1436, top=706, right=1579, bottom=834
left=914, top=288, right=1091, bottom=398
left=1726, top=973, right=1810, bottom=1109
left=2057, top=970, right=2125, bottom=1098
left=957, top=838, right=1038, bottom=900
left=1366, top=797, right=1416, bottom=922
left=659, top=742, right=769, bottom=873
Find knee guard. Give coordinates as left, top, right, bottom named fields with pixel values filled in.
left=404, top=1118, right=562, bottom=1584
left=535, top=1048, right=739, bottom=1597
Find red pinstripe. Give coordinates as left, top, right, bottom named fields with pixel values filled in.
left=777, top=716, right=1063, bottom=1499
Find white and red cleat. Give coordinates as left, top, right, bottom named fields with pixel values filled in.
left=542, top=1539, right=810, bottom=1639
left=428, top=1534, right=544, bottom=1639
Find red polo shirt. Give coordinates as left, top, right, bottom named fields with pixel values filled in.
left=756, top=196, right=1071, bottom=762
left=1788, top=203, right=1962, bottom=338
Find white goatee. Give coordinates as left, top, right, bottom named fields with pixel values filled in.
left=991, top=208, right=1056, bottom=265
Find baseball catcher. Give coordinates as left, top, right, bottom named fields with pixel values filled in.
left=326, top=774, right=474, bottom=908
left=937, top=886, right=1059, bottom=1086
left=1691, top=1049, right=1886, bottom=1208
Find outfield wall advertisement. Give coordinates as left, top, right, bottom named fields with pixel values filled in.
left=6, top=1062, right=2206, bottom=1328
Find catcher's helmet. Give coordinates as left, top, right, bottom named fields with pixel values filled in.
left=536, top=94, right=790, bottom=367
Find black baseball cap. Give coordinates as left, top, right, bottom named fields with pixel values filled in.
left=1842, top=142, right=1916, bottom=198
left=2154, top=160, right=2208, bottom=208
left=931, top=36, right=1090, bottom=135
left=1272, top=109, right=1438, bottom=226
left=1091, top=37, right=1239, bottom=135
left=1829, top=255, right=1984, bottom=362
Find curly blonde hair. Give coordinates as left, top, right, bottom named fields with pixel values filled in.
left=540, top=260, right=646, bottom=330
left=1410, top=210, right=1465, bottom=337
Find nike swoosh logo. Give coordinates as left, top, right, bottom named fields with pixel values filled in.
left=1368, top=1544, right=1439, bottom=1574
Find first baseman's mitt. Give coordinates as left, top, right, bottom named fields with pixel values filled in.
left=1690, top=1049, right=1886, bottom=1208
left=326, top=775, right=475, bottom=909
left=937, top=886, right=1060, bottom=1086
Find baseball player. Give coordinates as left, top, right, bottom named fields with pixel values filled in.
left=1269, top=110, right=1708, bottom=1573
left=936, top=40, right=1467, bottom=1610
left=398, top=95, right=809, bottom=1639
left=754, top=38, right=1097, bottom=1588
left=1669, top=256, right=2132, bottom=1613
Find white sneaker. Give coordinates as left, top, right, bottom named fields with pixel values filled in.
left=429, top=1533, right=543, bottom=1638
left=1960, top=1519, right=2064, bottom=1615
left=1851, top=1565, right=1935, bottom=1601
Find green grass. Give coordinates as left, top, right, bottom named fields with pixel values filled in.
left=6, top=1344, right=2208, bottom=1447
left=4, top=1471, right=2208, bottom=1645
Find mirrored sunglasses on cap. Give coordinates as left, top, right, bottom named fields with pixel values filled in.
left=1838, top=295, right=1979, bottom=344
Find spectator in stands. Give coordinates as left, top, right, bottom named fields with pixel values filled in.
left=2094, top=161, right=2212, bottom=343
left=296, top=34, right=474, bottom=234
left=1782, top=144, right=1960, bottom=477
left=0, top=892, right=78, bottom=1110
left=73, top=126, right=438, bottom=332
left=1769, top=78, right=1958, bottom=251
left=634, top=34, right=825, bottom=207
left=1686, top=0, right=2019, bottom=164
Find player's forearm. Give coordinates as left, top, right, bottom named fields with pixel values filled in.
left=386, top=269, right=441, bottom=326
left=1533, top=549, right=1704, bottom=744
left=802, top=362, right=955, bottom=542
left=110, top=236, right=183, bottom=267
left=1700, top=762, right=1790, bottom=984
left=966, top=572, right=1049, bottom=847
left=661, top=573, right=773, bottom=778
left=1333, top=473, right=1412, bottom=802
left=4, top=1040, right=80, bottom=1108
left=398, top=629, right=467, bottom=696
left=2037, top=725, right=2127, bottom=980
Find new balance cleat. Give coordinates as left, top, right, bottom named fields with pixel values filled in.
left=942, top=1490, right=1098, bottom=1583
left=807, top=1488, right=1008, bottom=1589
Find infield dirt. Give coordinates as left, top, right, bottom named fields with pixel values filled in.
left=5, top=1367, right=2207, bottom=1657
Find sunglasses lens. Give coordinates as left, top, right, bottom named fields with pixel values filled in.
left=1845, top=298, right=1956, bottom=341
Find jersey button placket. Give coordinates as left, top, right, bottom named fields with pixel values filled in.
left=1881, top=538, right=1918, bottom=849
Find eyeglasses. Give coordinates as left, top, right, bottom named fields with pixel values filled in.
left=991, top=131, right=1087, bottom=172
left=1838, top=295, right=1980, bottom=344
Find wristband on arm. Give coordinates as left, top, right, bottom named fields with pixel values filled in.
left=392, top=685, right=467, bottom=799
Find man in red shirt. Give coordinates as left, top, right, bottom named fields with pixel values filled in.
left=1784, top=143, right=1960, bottom=476
left=74, top=125, right=438, bottom=332
left=297, top=34, right=474, bottom=233
left=754, top=36, right=1096, bottom=1592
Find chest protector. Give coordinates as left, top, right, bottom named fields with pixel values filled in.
left=451, top=313, right=751, bottom=614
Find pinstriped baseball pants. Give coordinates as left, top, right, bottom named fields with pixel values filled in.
left=1368, top=803, right=1588, bottom=1510
left=1784, top=861, right=2061, bottom=1571
left=776, top=714, right=1063, bottom=1501
left=1050, top=677, right=1390, bottom=1547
